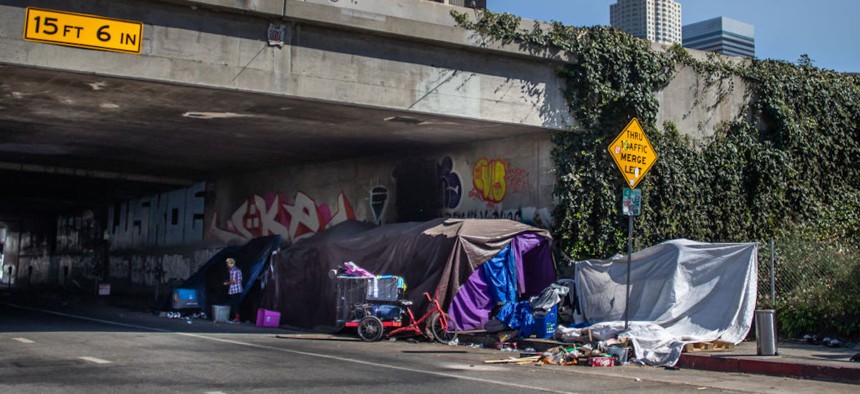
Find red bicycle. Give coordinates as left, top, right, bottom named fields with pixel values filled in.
left=350, top=292, right=458, bottom=343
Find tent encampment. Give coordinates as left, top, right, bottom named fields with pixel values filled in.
left=568, top=239, right=758, bottom=366
left=258, top=218, right=556, bottom=331
left=163, top=235, right=281, bottom=320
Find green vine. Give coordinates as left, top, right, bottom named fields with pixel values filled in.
left=453, top=10, right=860, bottom=338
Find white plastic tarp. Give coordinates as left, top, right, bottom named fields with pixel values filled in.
left=573, top=239, right=758, bottom=366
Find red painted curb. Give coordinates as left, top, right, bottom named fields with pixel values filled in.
left=677, top=354, right=860, bottom=384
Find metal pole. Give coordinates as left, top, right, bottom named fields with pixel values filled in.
left=770, top=239, right=775, bottom=303
left=624, top=214, right=633, bottom=330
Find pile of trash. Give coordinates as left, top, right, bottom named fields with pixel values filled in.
left=484, top=337, right=631, bottom=367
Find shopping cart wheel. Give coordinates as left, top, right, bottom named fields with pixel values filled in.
left=357, top=316, right=384, bottom=342
left=429, top=312, right=458, bottom=344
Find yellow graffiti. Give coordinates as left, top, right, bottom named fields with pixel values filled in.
left=472, top=158, right=507, bottom=203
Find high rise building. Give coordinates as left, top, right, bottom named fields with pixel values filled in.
left=683, top=17, right=755, bottom=58
left=610, top=0, right=682, bottom=45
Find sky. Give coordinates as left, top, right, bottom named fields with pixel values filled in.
left=488, top=0, right=860, bottom=73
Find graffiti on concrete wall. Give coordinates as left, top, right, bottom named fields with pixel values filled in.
left=111, top=248, right=219, bottom=286
left=445, top=206, right=552, bottom=228
left=107, top=182, right=206, bottom=249
left=468, top=158, right=530, bottom=208
left=56, top=211, right=100, bottom=253
left=370, top=186, right=388, bottom=225
left=439, top=156, right=463, bottom=210
left=437, top=155, right=551, bottom=229
left=210, top=191, right=355, bottom=244
left=20, top=256, right=50, bottom=285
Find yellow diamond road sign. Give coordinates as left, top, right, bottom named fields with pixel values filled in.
left=608, top=118, right=657, bottom=188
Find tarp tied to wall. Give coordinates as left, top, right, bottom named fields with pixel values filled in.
left=163, top=235, right=281, bottom=316
left=259, top=218, right=556, bottom=331
left=573, top=239, right=758, bottom=366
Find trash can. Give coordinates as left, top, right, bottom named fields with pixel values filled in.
left=212, top=305, right=230, bottom=323
left=755, top=309, right=778, bottom=356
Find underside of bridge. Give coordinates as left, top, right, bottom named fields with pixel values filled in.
left=0, top=64, right=547, bottom=216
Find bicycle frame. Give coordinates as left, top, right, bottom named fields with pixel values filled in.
left=386, top=292, right=447, bottom=339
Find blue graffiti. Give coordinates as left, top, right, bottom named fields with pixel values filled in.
left=439, top=156, right=462, bottom=210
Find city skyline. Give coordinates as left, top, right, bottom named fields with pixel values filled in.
left=488, top=0, right=859, bottom=73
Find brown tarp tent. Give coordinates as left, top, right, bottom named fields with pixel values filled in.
left=259, top=218, right=554, bottom=331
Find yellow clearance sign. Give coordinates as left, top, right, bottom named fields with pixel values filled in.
left=23, top=7, right=142, bottom=54
left=608, top=118, right=657, bottom=188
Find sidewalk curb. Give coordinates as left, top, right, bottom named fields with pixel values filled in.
left=460, top=332, right=860, bottom=384
left=677, top=353, right=860, bottom=384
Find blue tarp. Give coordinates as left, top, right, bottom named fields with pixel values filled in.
left=480, top=244, right=517, bottom=304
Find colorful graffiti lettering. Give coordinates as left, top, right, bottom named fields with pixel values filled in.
left=211, top=191, right=355, bottom=244
left=470, top=158, right=507, bottom=205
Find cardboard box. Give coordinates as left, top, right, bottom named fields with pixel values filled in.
left=256, top=308, right=281, bottom=328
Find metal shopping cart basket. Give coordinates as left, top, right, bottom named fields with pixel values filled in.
left=335, top=275, right=407, bottom=329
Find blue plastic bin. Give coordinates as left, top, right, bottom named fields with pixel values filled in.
left=531, top=305, right=558, bottom=339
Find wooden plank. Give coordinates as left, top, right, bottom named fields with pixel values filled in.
left=484, top=356, right=541, bottom=364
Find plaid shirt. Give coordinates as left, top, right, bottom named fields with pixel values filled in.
left=228, top=266, right=243, bottom=295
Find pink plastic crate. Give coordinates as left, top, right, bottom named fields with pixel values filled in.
left=256, top=308, right=281, bottom=328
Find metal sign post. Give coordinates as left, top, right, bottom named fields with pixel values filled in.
left=608, top=118, right=656, bottom=332
left=626, top=214, right=633, bottom=330
left=621, top=188, right=641, bottom=330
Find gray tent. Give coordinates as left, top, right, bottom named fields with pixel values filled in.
left=565, top=239, right=758, bottom=366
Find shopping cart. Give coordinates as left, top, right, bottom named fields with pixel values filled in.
left=334, top=274, right=456, bottom=343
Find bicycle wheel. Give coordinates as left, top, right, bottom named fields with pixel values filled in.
left=429, top=312, right=458, bottom=343
left=357, top=316, right=384, bottom=342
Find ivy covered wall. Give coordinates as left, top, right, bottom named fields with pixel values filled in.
left=453, top=10, right=860, bottom=339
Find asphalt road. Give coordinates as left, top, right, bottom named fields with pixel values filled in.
left=1, top=302, right=857, bottom=393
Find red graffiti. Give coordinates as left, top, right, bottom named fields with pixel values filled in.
left=216, top=191, right=354, bottom=243
left=506, top=167, right=530, bottom=194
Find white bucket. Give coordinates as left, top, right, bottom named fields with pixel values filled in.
left=212, top=305, right=230, bottom=322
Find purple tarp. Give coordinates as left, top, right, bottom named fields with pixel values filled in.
left=448, top=232, right=556, bottom=330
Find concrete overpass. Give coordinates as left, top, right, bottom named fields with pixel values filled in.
left=0, top=0, right=574, bottom=215
left=0, top=0, right=752, bottom=291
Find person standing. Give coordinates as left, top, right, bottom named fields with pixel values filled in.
left=223, top=258, right=243, bottom=323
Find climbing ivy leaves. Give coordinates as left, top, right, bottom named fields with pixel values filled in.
left=452, top=10, right=860, bottom=260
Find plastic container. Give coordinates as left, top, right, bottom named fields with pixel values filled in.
left=212, top=305, right=230, bottom=323
left=172, top=288, right=199, bottom=309
left=256, top=308, right=281, bottom=327
left=755, top=309, right=778, bottom=356
left=531, top=305, right=558, bottom=339
left=607, top=346, right=629, bottom=364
